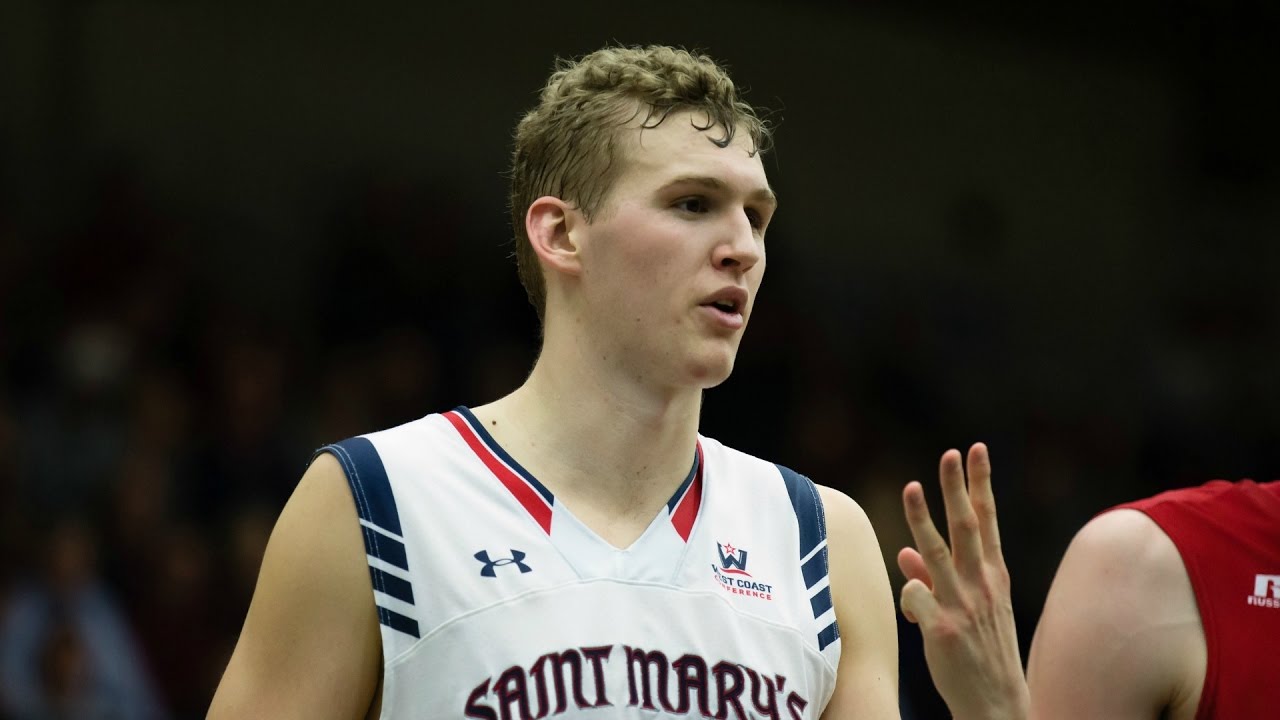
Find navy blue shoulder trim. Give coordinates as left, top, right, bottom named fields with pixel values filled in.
left=316, top=436, right=403, bottom=536
left=777, top=464, right=826, bottom=560
left=775, top=464, right=840, bottom=651
left=314, top=437, right=420, bottom=639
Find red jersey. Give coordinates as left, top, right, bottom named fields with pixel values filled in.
left=1115, top=480, right=1280, bottom=720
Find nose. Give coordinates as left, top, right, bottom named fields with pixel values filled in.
left=711, top=212, right=762, bottom=274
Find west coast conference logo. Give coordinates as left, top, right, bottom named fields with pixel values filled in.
left=711, top=541, right=774, bottom=601
left=1247, top=574, right=1280, bottom=609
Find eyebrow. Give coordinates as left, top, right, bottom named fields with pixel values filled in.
left=663, top=175, right=778, bottom=209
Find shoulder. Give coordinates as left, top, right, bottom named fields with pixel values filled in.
left=704, top=443, right=877, bottom=552
left=1069, top=508, right=1185, bottom=581
left=1120, top=478, right=1280, bottom=518
left=698, top=438, right=815, bottom=503
left=340, top=411, right=454, bottom=448
left=811, top=484, right=885, bottom=599
left=699, top=443, right=880, bottom=560
left=1027, top=508, right=1203, bottom=718
left=316, top=412, right=457, bottom=478
left=812, top=484, right=886, bottom=603
left=704, top=438, right=826, bottom=502
left=207, top=452, right=382, bottom=719
left=810, top=483, right=900, bottom=716
left=1046, top=508, right=1196, bottom=639
left=814, top=484, right=876, bottom=547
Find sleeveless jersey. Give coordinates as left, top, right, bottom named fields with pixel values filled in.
left=1113, top=480, right=1280, bottom=720
left=315, top=407, right=842, bottom=719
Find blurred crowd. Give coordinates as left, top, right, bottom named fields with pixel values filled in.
left=0, top=167, right=542, bottom=719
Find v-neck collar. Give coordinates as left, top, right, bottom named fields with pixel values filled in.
left=444, top=406, right=704, bottom=549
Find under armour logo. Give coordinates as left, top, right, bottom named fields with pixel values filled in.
left=474, top=549, right=532, bottom=577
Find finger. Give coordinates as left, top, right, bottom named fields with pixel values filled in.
left=902, top=480, right=958, bottom=600
left=939, top=448, right=983, bottom=577
left=896, top=547, right=933, bottom=589
left=899, top=578, right=940, bottom=627
left=966, top=442, right=1004, bottom=564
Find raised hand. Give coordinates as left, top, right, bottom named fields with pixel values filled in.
left=898, top=444, right=1029, bottom=720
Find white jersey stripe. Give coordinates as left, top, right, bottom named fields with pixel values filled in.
left=800, top=538, right=828, bottom=566
left=374, top=590, right=418, bottom=619
left=360, top=517, right=405, bottom=542
left=367, top=555, right=411, bottom=578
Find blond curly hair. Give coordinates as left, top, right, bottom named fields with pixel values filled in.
left=509, top=45, right=773, bottom=323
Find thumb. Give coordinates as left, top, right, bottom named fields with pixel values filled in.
left=900, top=578, right=939, bottom=627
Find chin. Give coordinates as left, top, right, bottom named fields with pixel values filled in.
left=686, top=353, right=736, bottom=389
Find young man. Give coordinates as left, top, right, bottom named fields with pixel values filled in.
left=1027, top=479, right=1280, bottom=719
left=208, top=45, right=1027, bottom=719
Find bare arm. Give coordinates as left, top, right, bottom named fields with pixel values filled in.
left=207, top=453, right=382, bottom=720
left=1026, top=509, right=1205, bottom=720
left=817, top=486, right=899, bottom=719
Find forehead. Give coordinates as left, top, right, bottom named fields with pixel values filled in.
left=612, top=110, right=769, bottom=194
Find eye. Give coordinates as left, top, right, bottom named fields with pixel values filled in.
left=745, top=208, right=765, bottom=231
left=675, top=197, right=709, bottom=214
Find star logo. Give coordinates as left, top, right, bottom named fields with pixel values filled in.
left=716, top=541, right=750, bottom=575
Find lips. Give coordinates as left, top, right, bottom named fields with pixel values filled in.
left=699, top=287, right=749, bottom=315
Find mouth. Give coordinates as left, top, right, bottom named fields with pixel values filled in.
left=707, top=299, right=741, bottom=314
left=699, top=288, right=749, bottom=329
left=701, top=287, right=749, bottom=314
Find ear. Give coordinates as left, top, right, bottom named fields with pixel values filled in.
left=526, top=196, right=582, bottom=278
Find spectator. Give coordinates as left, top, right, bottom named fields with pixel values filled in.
left=0, top=519, right=167, bottom=720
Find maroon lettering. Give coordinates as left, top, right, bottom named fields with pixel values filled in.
left=673, top=654, right=710, bottom=716
left=786, top=692, right=808, bottom=720
left=580, top=645, right=614, bottom=707
left=495, top=666, right=531, bottom=720
left=526, top=654, right=558, bottom=718
left=465, top=678, right=499, bottom=720
left=530, top=649, right=586, bottom=716
left=712, top=661, right=746, bottom=719
left=742, top=667, right=781, bottom=720
left=467, top=645, right=806, bottom=720
left=624, top=646, right=672, bottom=711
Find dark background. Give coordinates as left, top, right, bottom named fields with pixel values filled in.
left=1, top=1, right=1277, bottom=717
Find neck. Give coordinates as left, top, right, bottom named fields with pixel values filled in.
left=472, top=332, right=703, bottom=518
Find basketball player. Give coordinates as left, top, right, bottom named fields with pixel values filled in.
left=1027, top=479, right=1280, bottom=718
left=208, top=45, right=1028, bottom=719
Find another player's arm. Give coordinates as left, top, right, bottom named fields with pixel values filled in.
left=817, top=486, right=899, bottom=719
left=208, top=453, right=382, bottom=720
left=1026, top=509, right=1205, bottom=720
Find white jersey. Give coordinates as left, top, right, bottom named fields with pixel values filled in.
left=316, top=407, right=841, bottom=719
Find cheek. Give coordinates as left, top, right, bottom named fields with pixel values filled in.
left=606, top=242, right=686, bottom=299
left=586, top=251, right=671, bottom=329
left=621, top=249, right=678, bottom=281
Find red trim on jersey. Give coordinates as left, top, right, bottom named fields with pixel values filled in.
left=670, top=443, right=704, bottom=542
left=444, top=411, right=553, bottom=534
